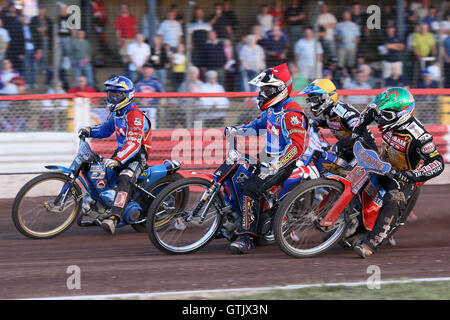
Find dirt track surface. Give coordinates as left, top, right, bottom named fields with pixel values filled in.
left=1, top=185, right=449, bottom=299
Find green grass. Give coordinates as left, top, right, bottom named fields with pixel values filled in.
left=218, top=281, right=450, bottom=300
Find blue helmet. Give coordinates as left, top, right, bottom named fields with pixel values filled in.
left=104, top=76, right=135, bottom=112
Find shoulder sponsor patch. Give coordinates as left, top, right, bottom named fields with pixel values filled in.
left=406, top=121, right=424, bottom=139
left=134, top=117, right=142, bottom=126
left=421, top=142, right=436, bottom=154
left=333, top=104, right=347, bottom=117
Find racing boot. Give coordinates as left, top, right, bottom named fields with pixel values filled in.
left=101, top=216, right=119, bottom=235
left=230, top=234, right=255, bottom=254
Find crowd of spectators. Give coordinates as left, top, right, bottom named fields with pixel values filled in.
left=0, top=0, right=448, bottom=107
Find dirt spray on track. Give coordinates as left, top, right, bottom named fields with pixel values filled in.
left=0, top=185, right=449, bottom=299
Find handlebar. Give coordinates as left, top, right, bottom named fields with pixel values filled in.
left=224, top=132, right=260, bottom=167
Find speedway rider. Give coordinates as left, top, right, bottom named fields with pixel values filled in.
left=225, top=63, right=308, bottom=254
left=78, top=76, right=152, bottom=235
left=300, top=78, right=378, bottom=162
left=351, top=87, right=444, bottom=258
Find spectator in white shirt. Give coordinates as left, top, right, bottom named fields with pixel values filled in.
left=318, top=3, right=337, bottom=60
left=199, top=70, right=230, bottom=127
left=294, top=27, right=323, bottom=81
left=126, top=33, right=151, bottom=82
left=239, top=34, right=265, bottom=91
left=257, top=4, right=273, bottom=35
left=157, top=11, right=183, bottom=51
left=0, top=18, right=10, bottom=61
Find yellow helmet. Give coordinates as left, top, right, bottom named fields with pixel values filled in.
left=300, top=79, right=338, bottom=117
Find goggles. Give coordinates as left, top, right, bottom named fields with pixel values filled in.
left=260, top=85, right=277, bottom=97
left=107, top=90, right=126, bottom=104
left=306, top=94, right=324, bottom=105
left=380, top=110, right=397, bottom=122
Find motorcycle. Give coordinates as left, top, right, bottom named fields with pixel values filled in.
left=273, top=140, right=423, bottom=258
left=145, top=125, right=350, bottom=255
left=12, top=137, right=183, bottom=239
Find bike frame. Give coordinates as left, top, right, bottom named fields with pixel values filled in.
left=45, top=140, right=181, bottom=227
left=317, top=141, right=392, bottom=229
left=188, top=126, right=349, bottom=222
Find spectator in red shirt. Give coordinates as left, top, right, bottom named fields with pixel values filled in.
left=69, top=75, right=99, bottom=105
left=269, top=0, right=285, bottom=29
left=68, top=76, right=97, bottom=93
left=114, top=4, right=137, bottom=64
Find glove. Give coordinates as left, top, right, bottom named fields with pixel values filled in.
left=351, top=132, right=359, bottom=141
left=78, top=126, right=91, bottom=139
left=330, top=144, right=340, bottom=156
left=258, top=162, right=278, bottom=179
left=311, top=150, right=323, bottom=163
left=309, top=119, right=319, bottom=129
left=393, top=170, right=415, bottom=184
left=224, top=126, right=238, bottom=137
left=104, top=158, right=120, bottom=169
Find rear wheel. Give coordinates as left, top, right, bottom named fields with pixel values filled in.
left=132, top=172, right=185, bottom=233
left=12, top=172, right=82, bottom=239
left=274, top=178, right=350, bottom=258
left=146, top=177, right=224, bottom=254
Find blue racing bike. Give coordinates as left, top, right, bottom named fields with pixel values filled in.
left=12, top=137, right=183, bottom=239
left=146, top=125, right=350, bottom=254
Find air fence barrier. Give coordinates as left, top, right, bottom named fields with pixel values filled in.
left=0, top=89, right=450, bottom=176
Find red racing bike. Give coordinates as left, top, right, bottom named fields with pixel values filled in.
left=273, top=140, right=423, bottom=258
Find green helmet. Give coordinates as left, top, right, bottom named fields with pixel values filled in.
left=369, top=87, right=415, bottom=133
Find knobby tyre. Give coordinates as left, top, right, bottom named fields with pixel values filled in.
left=274, top=178, right=350, bottom=258
left=12, top=172, right=82, bottom=239
left=146, top=177, right=224, bottom=255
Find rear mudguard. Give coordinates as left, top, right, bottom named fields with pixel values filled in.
left=140, top=160, right=181, bottom=189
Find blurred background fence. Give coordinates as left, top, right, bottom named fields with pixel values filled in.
left=1, top=89, right=450, bottom=173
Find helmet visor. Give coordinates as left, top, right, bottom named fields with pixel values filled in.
left=107, top=90, right=127, bottom=104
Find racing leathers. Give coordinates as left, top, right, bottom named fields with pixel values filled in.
left=313, top=100, right=377, bottom=162
left=89, top=103, right=152, bottom=221
left=352, top=107, right=444, bottom=251
left=231, top=97, right=308, bottom=238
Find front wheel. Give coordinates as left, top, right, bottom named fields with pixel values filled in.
left=274, top=178, right=350, bottom=258
left=12, top=172, right=82, bottom=239
left=146, top=177, right=224, bottom=254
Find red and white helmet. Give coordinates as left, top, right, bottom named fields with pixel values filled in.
left=249, top=63, right=293, bottom=111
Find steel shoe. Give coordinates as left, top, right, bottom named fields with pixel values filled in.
left=101, top=218, right=117, bottom=235
left=353, top=242, right=374, bottom=258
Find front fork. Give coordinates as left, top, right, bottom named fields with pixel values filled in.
left=187, top=183, right=221, bottom=224
left=47, top=175, right=79, bottom=212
